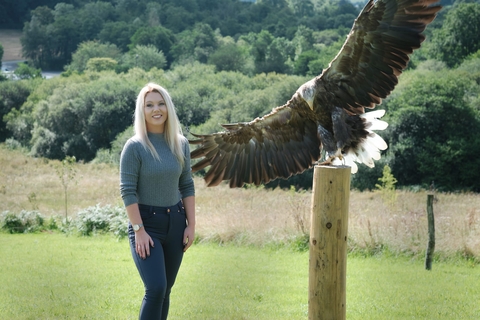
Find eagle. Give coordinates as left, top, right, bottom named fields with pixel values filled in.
left=189, top=0, right=442, bottom=188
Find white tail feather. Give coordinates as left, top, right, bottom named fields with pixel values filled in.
left=344, top=110, right=388, bottom=173
left=368, top=132, right=388, bottom=150
left=361, top=110, right=389, bottom=131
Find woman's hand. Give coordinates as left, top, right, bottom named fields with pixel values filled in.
left=183, top=225, right=195, bottom=252
left=135, top=229, right=154, bottom=259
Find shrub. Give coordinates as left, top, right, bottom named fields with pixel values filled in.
left=0, top=210, right=45, bottom=233
left=75, top=204, right=127, bottom=237
left=108, top=207, right=129, bottom=239
left=4, top=138, right=23, bottom=150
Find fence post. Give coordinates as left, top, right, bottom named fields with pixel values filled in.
left=425, top=194, right=435, bottom=270
left=309, top=165, right=351, bottom=320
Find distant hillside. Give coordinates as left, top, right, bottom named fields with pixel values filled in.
left=0, top=29, right=23, bottom=61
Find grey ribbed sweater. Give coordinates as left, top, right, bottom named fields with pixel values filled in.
left=119, top=132, right=195, bottom=207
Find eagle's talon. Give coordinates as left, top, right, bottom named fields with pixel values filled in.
left=318, top=156, right=335, bottom=166
left=318, top=159, right=333, bottom=166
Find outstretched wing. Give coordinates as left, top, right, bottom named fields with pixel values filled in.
left=190, top=96, right=320, bottom=188
left=315, top=0, right=441, bottom=115
left=190, top=0, right=441, bottom=188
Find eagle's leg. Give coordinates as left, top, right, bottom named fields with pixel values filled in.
left=318, top=149, right=344, bottom=166
left=316, top=106, right=350, bottom=166
left=332, top=106, right=350, bottom=150
left=316, top=124, right=343, bottom=165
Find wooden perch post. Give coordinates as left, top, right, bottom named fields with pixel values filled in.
left=309, top=165, right=351, bottom=320
left=425, top=194, right=435, bottom=270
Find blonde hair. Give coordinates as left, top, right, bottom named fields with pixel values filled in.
left=134, top=83, right=186, bottom=167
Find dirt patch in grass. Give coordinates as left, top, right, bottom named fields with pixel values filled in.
left=0, top=29, right=23, bottom=61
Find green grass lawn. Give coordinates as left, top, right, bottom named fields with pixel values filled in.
left=0, top=233, right=478, bottom=319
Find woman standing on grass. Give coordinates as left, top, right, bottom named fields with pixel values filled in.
left=120, top=83, right=195, bottom=320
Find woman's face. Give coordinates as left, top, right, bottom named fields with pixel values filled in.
left=144, top=91, right=168, bottom=133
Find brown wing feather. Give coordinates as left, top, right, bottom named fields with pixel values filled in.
left=190, top=96, right=320, bottom=187
left=317, top=0, right=442, bottom=115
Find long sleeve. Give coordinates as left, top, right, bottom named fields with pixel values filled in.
left=119, top=139, right=141, bottom=207
left=179, top=139, right=195, bottom=199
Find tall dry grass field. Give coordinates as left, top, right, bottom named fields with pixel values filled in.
left=0, top=29, right=23, bottom=61
left=0, top=146, right=121, bottom=216
left=1, top=145, right=479, bottom=258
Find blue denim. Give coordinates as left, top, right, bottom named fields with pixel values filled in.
left=128, top=201, right=187, bottom=320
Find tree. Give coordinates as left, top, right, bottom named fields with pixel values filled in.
left=429, top=3, right=480, bottom=67
left=291, top=26, right=315, bottom=59
left=290, top=0, right=314, bottom=17
left=67, top=41, right=121, bottom=73
left=28, top=74, right=139, bottom=161
left=208, top=43, right=248, bottom=73
left=293, top=50, right=318, bottom=75
left=161, top=4, right=196, bottom=33
left=77, top=1, right=116, bottom=41
left=384, top=69, right=480, bottom=191
left=14, top=63, right=42, bottom=79
left=375, top=165, right=398, bottom=207
left=46, top=3, right=82, bottom=68
left=21, top=6, right=54, bottom=68
left=121, top=45, right=167, bottom=71
left=171, top=23, right=218, bottom=64
left=129, top=26, right=176, bottom=65
left=0, top=80, right=36, bottom=141
left=98, top=21, right=136, bottom=52
left=86, top=58, right=118, bottom=72
left=21, top=3, right=85, bottom=69
left=55, top=155, right=77, bottom=221
left=246, top=30, right=294, bottom=74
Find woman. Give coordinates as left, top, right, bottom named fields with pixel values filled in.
left=120, top=83, right=195, bottom=319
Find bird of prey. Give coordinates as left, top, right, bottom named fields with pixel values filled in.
left=190, top=0, right=442, bottom=188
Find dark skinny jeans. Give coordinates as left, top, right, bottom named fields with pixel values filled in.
left=128, top=201, right=187, bottom=320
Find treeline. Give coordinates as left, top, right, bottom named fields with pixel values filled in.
left=1, top=1, right=480, bottom=192
left=14, top=0, right=363, bottom=72
left=5, top=0, right=480, bottom=76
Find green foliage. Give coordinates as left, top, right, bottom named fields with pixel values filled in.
left=429, top=2, right=480, bottom=67
left=93, top=125, right=133, bottom=165
left=0, top=79, right=38, bottom=141
left=384, top=68, right=480, bottom=191
left=25, top=72, right=140, bottom=160
left=4, top=138, right=24, bottom=151
left=293, top=50, right=319, bottom=75
left=20, top=3, right=120, bottom=69
left=208, top=42, right=250, bottom=73
left=244, top=30, right=295, bottom=74
left=86, top=57, right=118, bottom=72
left=129, top=26, right=175, bottom=65
left=171, top=23, right=219, bottom=65
left=20, top=6, right=55, bottom=68
left=77, top=1, right=116, bottom=41
left=120, top=45, right=167, bottom=71
left=375, top=165, right=398, bottom=206
left=0, top=210, right=45, bottom=233
left=97, top=21, right=136, bottom=52
left=351, top=156, right=389, bottom=191
left=75, top=204, right=127, bottom=237
left=67, top=41, right=121, bottom=73
left=13, top=62, right=42, bottom=79
left=14, top=0, right=366, bottom=74
left=0, top=204, right=127, bottom=237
